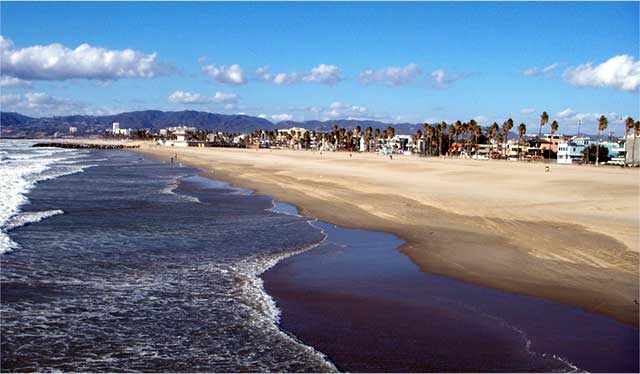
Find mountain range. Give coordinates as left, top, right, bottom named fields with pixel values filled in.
left=1, top=110, right=424, bottom=137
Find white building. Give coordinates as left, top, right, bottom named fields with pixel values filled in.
left=625, top=135, right=640, bottom=166
left=110, top=122, right=131, bottom=136
left=68, top=126, right=77, bottom=134
left=557, top=137, right=596, bottom=164
left=160, top=125, right=197, bottom=135
left=388, top=135, right=416, bottom=155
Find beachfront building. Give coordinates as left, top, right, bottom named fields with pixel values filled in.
left=159, top=125, right=197, bottom=136
left=557, top=137, right=596, bottom=164
left=600, top=140, right=623, bottom=158
left=388, top=135, right=416, bottom=154
left=542, top=134, right=570, bottom=154
left=625, top=135, right=640, bottom=166
left=275, top=127, right=309, bottom=149
left=108, top=122, right=132, bottom=136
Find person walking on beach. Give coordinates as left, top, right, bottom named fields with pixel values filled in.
left=170, top=157, right=174, bottom=164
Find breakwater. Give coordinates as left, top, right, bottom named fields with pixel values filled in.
left=32, top=142, right=140, bottom=149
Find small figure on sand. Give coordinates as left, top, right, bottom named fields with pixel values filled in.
left=389, top=155, right=393, bottom=160
left=170, top=157, right=174, bottom=164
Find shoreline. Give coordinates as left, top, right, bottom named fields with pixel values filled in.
left=129, top=144, right=639, bottom=326
left=261, top=204, right=638, bottom=372
left=174, top=170, right=639, bottom=372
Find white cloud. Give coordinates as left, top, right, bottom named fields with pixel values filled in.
left=0, top=35, right=169, bottom=81
left=256, top=64, right=343, bottom=86
left=0, top=93, right=21, bottom=106
left=549, top=110, right=629, bottom=133
left=358, top=63, right=422, bottom=86
left=0, top=76, right=32, bottom=88
left=202, top=64, right=247, bottom=85
left=520, top=108, right=536, bottom=114
left=542, top=63, right=559, bottom=73
left=289, top=101, right=391, bottom=121
left=521, top=63, right=560, bottom=77
left=0, top=92, right=89, bottom=116
left=168, top=90, right=239, bottom=105
left=270, top=113, right=293, bottom=122
left=94, top=80, right=113, bottom=88
left=563, top=55, right=640, bottom=91
left=473, top=115, right=488, bottom=123
left=555, top=108, right=576, bottom=119
left=212, top=91, right=239, bottom=104
left=431, top=69, right=470, bottom=87
left=168, top=91, right=210, bottom=104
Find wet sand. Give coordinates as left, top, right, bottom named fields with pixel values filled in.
left=133, top=145, right=639, bottom=327
left=263, top=205, right=639, bottom=372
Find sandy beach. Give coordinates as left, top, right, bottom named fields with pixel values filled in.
left=134, top=144, right=639, bottom=326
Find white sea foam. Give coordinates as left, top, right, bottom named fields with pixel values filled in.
left=4, top=210, right=65, bottom=231
left=235, top=233, right=337, bottom=372
left=160, top=177, right=201, bottom=203
left=249, top=199, right=339, bottom=371
left=0, top=141, right=93, bottom=254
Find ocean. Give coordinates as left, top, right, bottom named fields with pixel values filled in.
left=0, top=140, right=335, bottom=372
left=1, top=141, right=637, bottom=372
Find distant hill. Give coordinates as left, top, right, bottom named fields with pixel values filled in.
left=0, top=112, right=34, bottom=126
left=1, top=110, right=278, bottom=136
left=0, top=110, right=423, bottom=137
left=0, top=110, right=595, bottom=139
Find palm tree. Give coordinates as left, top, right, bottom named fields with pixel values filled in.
left=518, top=123, right=526, bottom=161
left=426, top=125, right=434, bottom=156
left=550, top=120, right=559, bottom=160
left=496, top=133, right=504, bottom=155
left=438, top=121, right=447, bottom=156
left=455, top=120, right=463, bottom=142
left=473, top=124, right=482, bottom=156
left=415, top=129, right=423, bottom=154
left=633, top=121, right=640, bottom=167
left=423, top=123, right=431, bottom=155
left=539, top=111, right=549, bottom=160
left=468, top=119, right=477, bottom=157
left=386, top=126, right=395, bottom=144
left=488, top=122, right=499, bottom=158
left=503, top=118, right=514, bottom=159
left=596, top=115, right=608, bottom=165
left=624, top=117, right=634, bottom=166
left=448, top=124, right=456, bottom=155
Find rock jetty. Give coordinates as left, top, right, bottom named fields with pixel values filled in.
left=32, top=142, right=140, bottom=149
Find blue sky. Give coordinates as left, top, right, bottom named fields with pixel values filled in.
left=1, top=2, right=638, bottom=134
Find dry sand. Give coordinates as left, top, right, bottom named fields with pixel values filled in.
left=135, top=144, right=639, bottom=326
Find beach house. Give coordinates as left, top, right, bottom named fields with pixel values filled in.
left=557, top=137, right=596, bottom=164
left=624, top=134, right=640, bottom=166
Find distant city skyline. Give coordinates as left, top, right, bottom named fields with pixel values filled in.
left=1, top=2, right=638, bottom=134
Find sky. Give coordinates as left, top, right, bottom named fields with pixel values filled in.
left=1, top=1, right=639, bottom=134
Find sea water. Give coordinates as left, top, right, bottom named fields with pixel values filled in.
left=0, top=142, right=336, bottom=372
left=2, top=141, right=637, bottom=373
